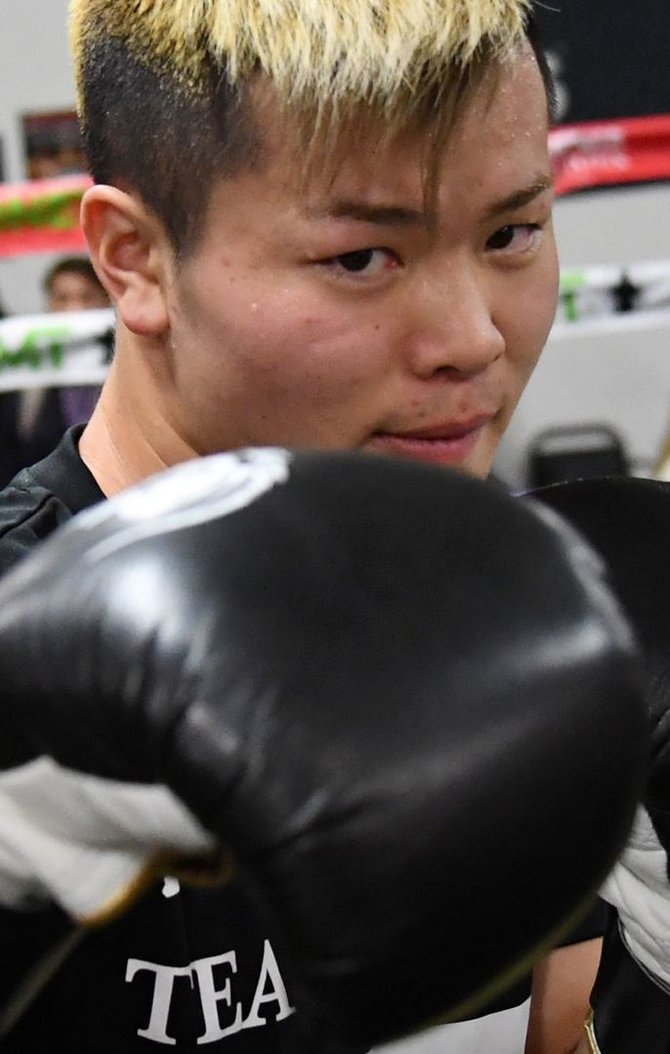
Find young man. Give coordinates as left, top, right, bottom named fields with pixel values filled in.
left=0, top=0, right=601, bottom=1049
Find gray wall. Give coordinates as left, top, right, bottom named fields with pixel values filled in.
left=0, top=0, right=75, bottom=316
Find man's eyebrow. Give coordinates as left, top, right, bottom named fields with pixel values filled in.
left=302, top=200, right=433, bottom=228
left=484, top=177, right=553, bottom=219
left=302, top=176, right=553, bottom=228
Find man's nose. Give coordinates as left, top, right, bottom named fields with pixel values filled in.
left=403, top=267, right=505, bottom=378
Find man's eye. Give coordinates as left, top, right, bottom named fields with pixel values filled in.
left=326, top=249, right=396, bottom=276
left=486, top=224, right=542, bottom=253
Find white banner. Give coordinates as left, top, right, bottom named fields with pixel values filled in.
left=556, top=258, right=670, bottom=324
left=0, top=308, right=114, bottom=392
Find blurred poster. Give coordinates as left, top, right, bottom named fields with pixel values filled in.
left=22, top=110, right=86, bottom=181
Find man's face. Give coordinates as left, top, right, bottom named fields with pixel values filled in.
left=164, top=45, right=557, bottom=479
left=48, top=271, right=110, bottom=313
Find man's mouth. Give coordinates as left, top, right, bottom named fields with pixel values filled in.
left=365, top=415, right=495, bottom=467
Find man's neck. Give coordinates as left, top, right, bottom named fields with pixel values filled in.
left=78, top=364, right=196, bottom=498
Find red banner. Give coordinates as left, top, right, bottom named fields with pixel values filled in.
left=550, top=114, right=670, bottom=197
left=0, top=174, right=91, bottom=258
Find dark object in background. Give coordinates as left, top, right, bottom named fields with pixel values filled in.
left=534, top=1, right=670, bottom=125
left=0, top=393, right=23, bottom=488
left=0, top=302, right=24, bottom=487
left=611, top=273, right=640, bottom=314
left=528, top=424, right=630, bottom=489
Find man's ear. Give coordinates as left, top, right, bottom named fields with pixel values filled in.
left=81, top=185, right=172, bottom=338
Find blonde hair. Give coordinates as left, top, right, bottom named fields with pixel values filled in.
left=71, top=0, right=530, bottom=125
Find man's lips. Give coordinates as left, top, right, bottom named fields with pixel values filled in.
left=380, top=415, right=495, bottom=441
left=365, top=415, right=495, bottom=466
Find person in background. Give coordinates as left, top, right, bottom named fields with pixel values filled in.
left=45, top=255, right=110, bottom=315
left=20, top=255, right=110, bottom=464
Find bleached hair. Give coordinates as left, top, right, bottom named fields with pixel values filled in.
left=70, top=0, right=530, bottom=122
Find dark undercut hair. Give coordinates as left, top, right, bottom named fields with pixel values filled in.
left=80, top=37, right=262, bottom=255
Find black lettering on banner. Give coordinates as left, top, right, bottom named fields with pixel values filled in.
left=0, top=327, right=70, bottom=372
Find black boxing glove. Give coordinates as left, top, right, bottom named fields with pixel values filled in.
left=530, top=476, right=670, bottom=1054
left=0, top=449, right=646, bottom=1049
